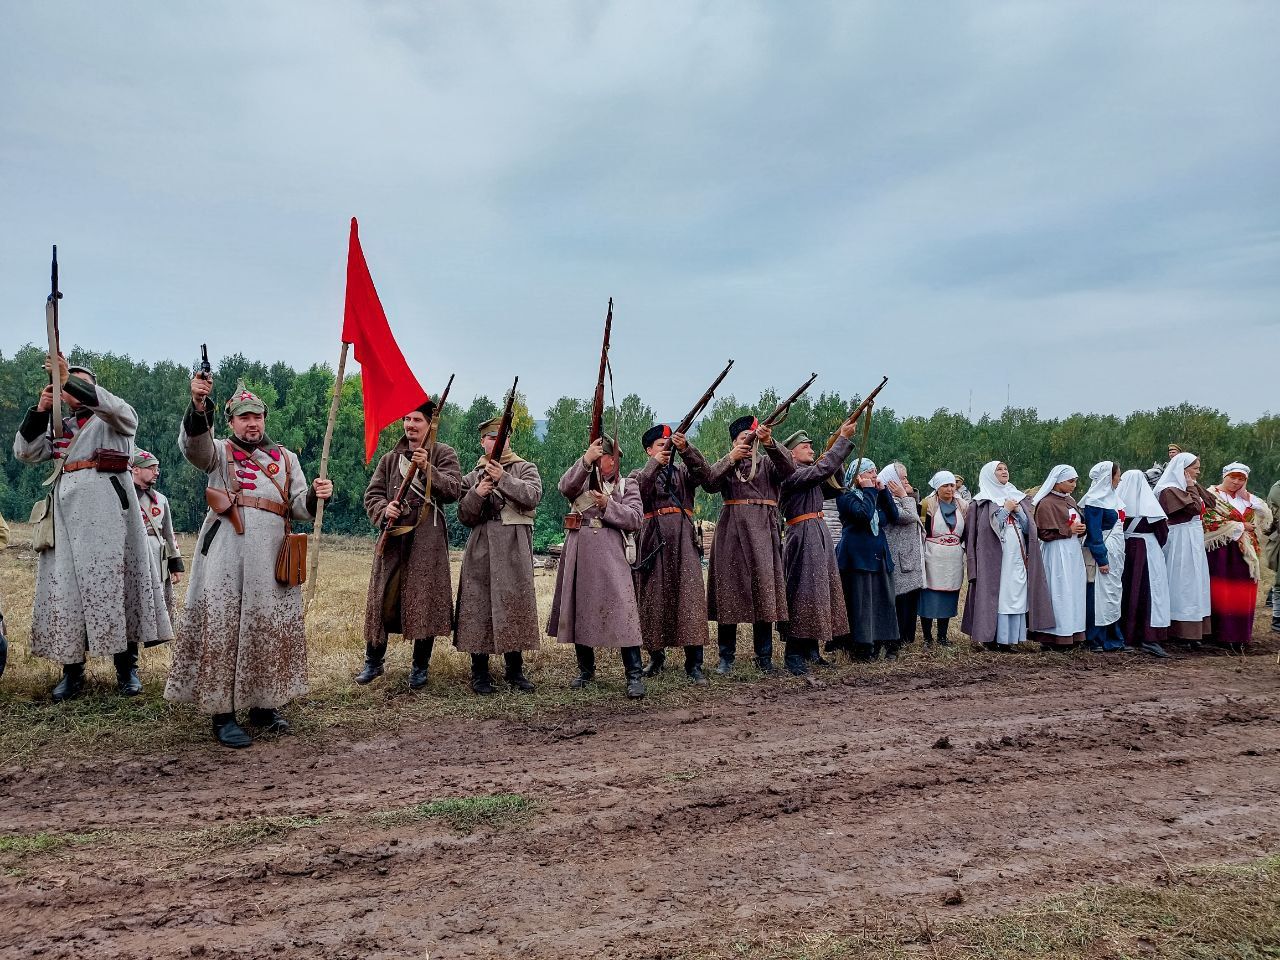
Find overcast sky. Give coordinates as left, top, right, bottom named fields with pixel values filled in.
left=2, top=2, right=1276, bottom=421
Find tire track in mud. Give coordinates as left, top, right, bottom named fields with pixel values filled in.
left=2, top=656, right=1277, bottom=960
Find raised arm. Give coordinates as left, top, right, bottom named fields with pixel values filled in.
left=65, top=378, right=137, bottom=438
left=13, top=405, right=53, bottom=464
left=602, top=477, right=644, bottom=533
left=787, top=435, right=853, bottom=491
left=179, top=401, right=219, bottom=474
left=558, top=457, right=592, bottom=501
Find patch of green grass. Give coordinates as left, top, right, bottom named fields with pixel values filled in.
left=0, top=831, right=104, bottom=857
left=371, top=793, right=534, bottom=832
left=173, top=815, right=331, bottom=853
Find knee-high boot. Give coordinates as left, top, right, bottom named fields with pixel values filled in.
left=620, top=646, right=645, bottom=699
left=355, top=641, right=385, bottom=685
left=715, top=624, right=737, bottom=675
left=408, top=637, right=434, bottom=690
left=113, top=642, right=142, bottom=696
left=752, top=621, right=775, bottom=674
left=504, top=651, right=535, bottom=692
left=570, top=644, right=596, bottom=689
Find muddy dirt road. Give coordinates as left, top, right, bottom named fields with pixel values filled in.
left=2, top=653, right=1277, bottom=960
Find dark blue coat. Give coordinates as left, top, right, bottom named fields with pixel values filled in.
left=836, top=486, right=897, bottom=573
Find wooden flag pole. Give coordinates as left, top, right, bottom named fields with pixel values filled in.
left=306, top=340, right=349, bottom=606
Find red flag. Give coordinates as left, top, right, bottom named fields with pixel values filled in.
left=342, top=217, right=428, bottom=461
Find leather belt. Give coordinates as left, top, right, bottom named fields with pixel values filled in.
left=238, top=494, right=289, bottom=518
left=644, top=506, right=692, bottom=519
left=563, top=513, right=603, bottom=531
left=62, top=459, right=100, bottom=473
left=724, top=498, right=777, bottom=507
left=786, top=512, right=822, bottom=526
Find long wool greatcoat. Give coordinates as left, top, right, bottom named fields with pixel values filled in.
left=13, top=386, right=173, bottom=663
left=454, top=456, right=543, bottom=654
left=137, top=486, right=184, bottom=633
left=703, top=442, right=796, bottom=624
left=779, top=436, right=852, bottom=642
left=547, top=458, right=644, bottom=649
left=629, top=445, right=712, bottom=650
left=362, top=438, right=462, bottom=647
left=960, top=497, right=1055, bottom=643
left=165, top=408, right=315, bottom=714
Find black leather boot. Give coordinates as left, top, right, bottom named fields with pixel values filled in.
left=921, top=617, right=935, bottom=646
left=752, top=622, right=775, bottom=675
left=645, top=649, right=666, bottom=677
left=783, top=638, right=810, bottom=676
left=0, top=614, right=9, bottom=681
left=470, top=654, right=496, bottom=695
left=247, top=706, right=290, bottom=734
left=113, top=643, right=143, bottom=696
left=51, top=662, right=86, bottom=703
left=684, top=645, right=707, bottom=685
left=621, top=646, right=645, bottom=699
left=715, top=623, right=736, bottom=675
left=937, top=618, right=953, bottom=646
left=354, top=641, right=385, bottom=685
left=570, top=644, right=596, bottom=689
left=808, top=638, right=831, bottom=667
left=212, top=712, right=252, bottom=748
left=408, top=637, right=434, bottom=690
left=504, top=651, right=535, bottom=692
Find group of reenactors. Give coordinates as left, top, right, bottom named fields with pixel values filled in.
left=12, top=362, right=863, bottom=749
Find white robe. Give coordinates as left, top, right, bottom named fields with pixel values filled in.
left=1092, top=518, right=1126, bottom=627
left=1164, top=517, right=1211, bottom=622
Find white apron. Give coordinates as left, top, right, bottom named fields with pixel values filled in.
left=1092, top=516, right=1125, bottom=627
left=1125, top=519, right=1170, bottom=628
left=996, top=514, right=1028, bottom=616
left=922, top=500, right=966, bottom=591
left=1163, top=517, right=1211, bottom=622
left=1041, top=515, right=1087, bottom=636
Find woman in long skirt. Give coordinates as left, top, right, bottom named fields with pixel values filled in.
left=961, top=460, right=1053, bottom=650
left=1203, top=462, right=1274, bottom=650
left=919, top=470, right=967, bottom=646
left=1153, top=452, right=1213, bottom=643
left=879, top=462, right=925, bottom=647
left=1078, top=461, right=1126, bottom=653
left=835, top=458, right=902, bottom=660
left=1116, top=469, right=1171, bottom=657
left=1029, top=465, right=1087, bottom=650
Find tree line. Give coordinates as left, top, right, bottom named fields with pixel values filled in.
left=1, top=343, right=1275, bottom=551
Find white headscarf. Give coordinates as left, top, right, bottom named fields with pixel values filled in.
left=974, top=460, right=1025, bottom=505
left=1117, top=469, right=1166, bottom=522
left=877, top=462, right=904, bottom=488
left=1221, top=461, right=1250, bottom=478
left=1152, top=452, right=1199, bottom=497
left=929, top=470, right=957, bottom=491
left=1078, top=460, right=1121, bottom=511
left=1031, top=464, right=1078, bottom=506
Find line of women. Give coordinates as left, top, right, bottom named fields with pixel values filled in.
left=831, top=453, right=1275, bottom=659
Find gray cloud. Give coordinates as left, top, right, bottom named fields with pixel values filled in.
left=2, top=1, right=1276, bottom=423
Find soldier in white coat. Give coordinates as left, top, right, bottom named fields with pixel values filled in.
left=130, top=450, right=184, bottom=628
left=165, top=377, right=332, bottom=748
left=13, top=355, right=173, bottom=699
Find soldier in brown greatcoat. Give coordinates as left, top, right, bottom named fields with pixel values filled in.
left=357, top=399, right=462, bottom=690
left=453, top=416, right=543, bottom=694
left=702, top=415, right=796, bottom=675
left=548, top=435, right=646, bottom=698
left=629, top=424, right=711, bottom=684
left=778, top=426, right=855, bottom=675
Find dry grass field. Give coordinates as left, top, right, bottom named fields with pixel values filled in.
left=1, top=522, right=1278, bottom=959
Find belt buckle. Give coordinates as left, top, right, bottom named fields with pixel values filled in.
left=589, top=518, right=603, bottom=528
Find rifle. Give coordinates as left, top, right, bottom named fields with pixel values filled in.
left=587, top=297, right=613, bottom=492
left=824, top=377, right=889, bottom=490
left=489, top=376, right=520, bottom=464
left=760, top=372, right=818, bottom=431
left=824, top=376, right=888, bottom=449
left=662, top=358, right=734, bottom=493
left=46, top=246, right=64, bottom=439
left=375, top=374, right=455, bottom=556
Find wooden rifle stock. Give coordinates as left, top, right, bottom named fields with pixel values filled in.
left=824, top=376, right=888, bottom=451
left=588, top=298, right=613, bottom=492
left=489, top=376, right=520, bottom=464
left=762, top=372, right=818, bottom=428
left=374, top=374, right=455, bottom=557
left=662, top=358, right=734, bottom=492
left=45, top=246, right=64, bottom=439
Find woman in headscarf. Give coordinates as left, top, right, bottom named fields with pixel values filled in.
left=1153, top=451, right=1213, bottom=643
left=835, top=458, right=902, bottom=660
left=919, top=470, right=967, bottom=646
left=1117, top=468, right=1171, bottom=657
left=1203, top=462, right=1274, bottom=649
left=1029, top=465, right=1087, bottom=650
left=878, top=462, right=925, bottom=648
left=961, top=460, right=1053, bottom=650
left=1078, top=461, right=1125, bottom=652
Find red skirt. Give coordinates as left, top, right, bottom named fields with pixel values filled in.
left=1207, top=545, right=1257, bottom=645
